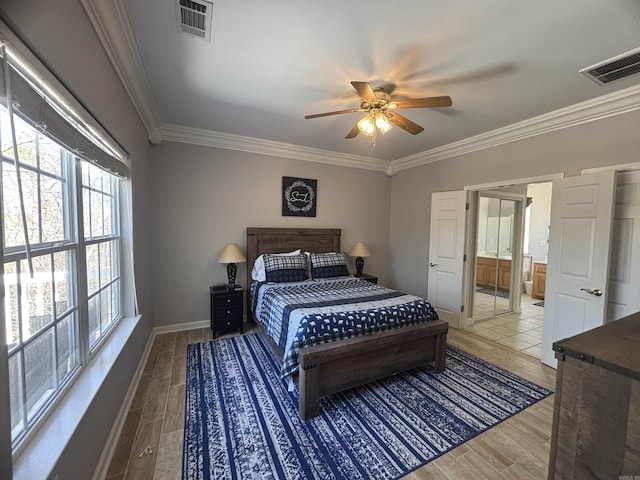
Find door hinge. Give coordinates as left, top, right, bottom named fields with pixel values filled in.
left=466, top=202, right=470, bottom=210
left=461, top=304, right=464, bottom=312
left=463, top=254, right=467, bottom=262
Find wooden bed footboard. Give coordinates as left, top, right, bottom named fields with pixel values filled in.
left=297, top=319, right=449, bottom=419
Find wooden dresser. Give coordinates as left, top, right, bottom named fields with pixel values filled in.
left=548, top=311, right=640, bottom=479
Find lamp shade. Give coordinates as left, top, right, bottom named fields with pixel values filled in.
left=217, top=243, right=246, bottom=264
left=349, top=242, right=370, bottom=258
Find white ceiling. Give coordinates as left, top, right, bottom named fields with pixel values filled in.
left=91, top=0, right=640, bottom=167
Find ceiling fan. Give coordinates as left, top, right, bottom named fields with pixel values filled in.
left=304, top=81, right=452, bottom=144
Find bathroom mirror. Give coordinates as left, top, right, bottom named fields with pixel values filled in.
left=475, top=196, right=516, bottom=319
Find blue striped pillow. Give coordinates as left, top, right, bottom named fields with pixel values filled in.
left=263, top=253, right=308, bottom=282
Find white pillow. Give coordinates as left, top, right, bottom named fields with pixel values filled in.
left=252, top=249, right=301, bottom=281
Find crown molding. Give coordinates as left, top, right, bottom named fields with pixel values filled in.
left=392, top=84, right=640, bottom=172
left=81, top=0, right=161, bottom=137
left=160, top=124, right=389, bottom=172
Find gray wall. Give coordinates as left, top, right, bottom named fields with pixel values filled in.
left=0, top=1, right=153, bottom=478
left=150, top=142, right=392, bottom=326
left=526, top=182, right=552, bottom=262
left=389, top=109, right=640, bottom=297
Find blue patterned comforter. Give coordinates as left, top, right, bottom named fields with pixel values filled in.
left=250, top=277, right=439, bottom=380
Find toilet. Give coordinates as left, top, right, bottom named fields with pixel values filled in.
left=524, top=280, right=533, bottom=295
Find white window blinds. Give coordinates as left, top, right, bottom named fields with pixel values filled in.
left=0, top=36, right=129, bottom=178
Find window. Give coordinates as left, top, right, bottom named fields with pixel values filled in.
left=82, top=163, right=121, bottom=349
left=2, top=108, right=123, bottom=448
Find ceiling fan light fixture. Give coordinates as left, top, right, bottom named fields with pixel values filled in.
left=375, top=113, right=392, bottom=134
left=357, top=111, right=392, bottom=136
left=357, top=114, right=376, bottom=136
left=305, top=81, right=450, bottom=143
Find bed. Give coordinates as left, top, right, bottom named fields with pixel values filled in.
left=246, top=227, right=448, bottom=419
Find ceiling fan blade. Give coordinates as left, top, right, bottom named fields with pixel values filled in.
left=386, top=112, right=424, bottom=135
left=345, top=124, right=360, bottom=139
left=392, top=96, right=452, bottom=109
left=305, top=108, right=361, bottom=119
left=350, top=81, right=377, bottom=103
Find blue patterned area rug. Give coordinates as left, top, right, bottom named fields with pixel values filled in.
left=183, top=333, right=551, bottom=480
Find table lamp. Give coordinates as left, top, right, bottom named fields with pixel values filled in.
left=217, top=243, right=246, bottom=289
left=349, top=241, right=370, bottom=276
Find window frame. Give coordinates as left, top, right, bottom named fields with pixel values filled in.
left=2, top=116, right=124, bottom=452
left=78, top=160, right=122, bottom=354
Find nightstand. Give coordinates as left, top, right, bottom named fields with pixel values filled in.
left=355, top=273, right=378, bottom=284
left=210, top=285, right=243, bottom=338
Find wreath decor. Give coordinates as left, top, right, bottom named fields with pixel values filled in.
left=282, top=177, right=317, bottom=217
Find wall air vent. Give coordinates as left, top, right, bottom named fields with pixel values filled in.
left=176, top=0, right=213, bottom=42
left=580, top=47, right=640, bottom=85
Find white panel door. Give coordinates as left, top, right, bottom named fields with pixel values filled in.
left=607, top=170, right=640, bottom=321
left=428, top=191, right=466, bottom=329
left=541, top=171, right=616, bottom=367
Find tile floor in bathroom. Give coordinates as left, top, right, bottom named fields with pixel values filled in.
left=466, top=290, right=545, bottom=358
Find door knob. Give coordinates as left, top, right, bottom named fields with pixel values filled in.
left=430, top=262, right=438, bottom=267
left=580, top=288, right=603, bottom=297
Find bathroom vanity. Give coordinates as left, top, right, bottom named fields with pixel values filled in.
left=476, top=256, right=511, bottom=292
left=532, top=261, right=546, bottom=299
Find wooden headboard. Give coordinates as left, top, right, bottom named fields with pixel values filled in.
left=246, top=227, right=341, bottom=284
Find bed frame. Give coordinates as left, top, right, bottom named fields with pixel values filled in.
left=246, top=227, right=449, bottom=419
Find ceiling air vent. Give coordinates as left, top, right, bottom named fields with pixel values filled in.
left=176, top=0, right=213, bottom=42
left=580, top=47, right=640, bottom=85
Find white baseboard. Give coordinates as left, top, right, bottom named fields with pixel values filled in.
left=153, top=319, right=210, bottom=335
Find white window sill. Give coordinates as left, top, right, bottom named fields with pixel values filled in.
left=12, top=314, right=141, bottom=480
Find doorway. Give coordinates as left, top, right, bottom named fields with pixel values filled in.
left=474, top=195, right=517, bottom=320
left=471, top=190, right=525, bottom=322
left=464, top=181, right=553, bottom=359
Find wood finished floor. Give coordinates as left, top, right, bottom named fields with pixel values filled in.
left=105, top=325, right=556, bottom=480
